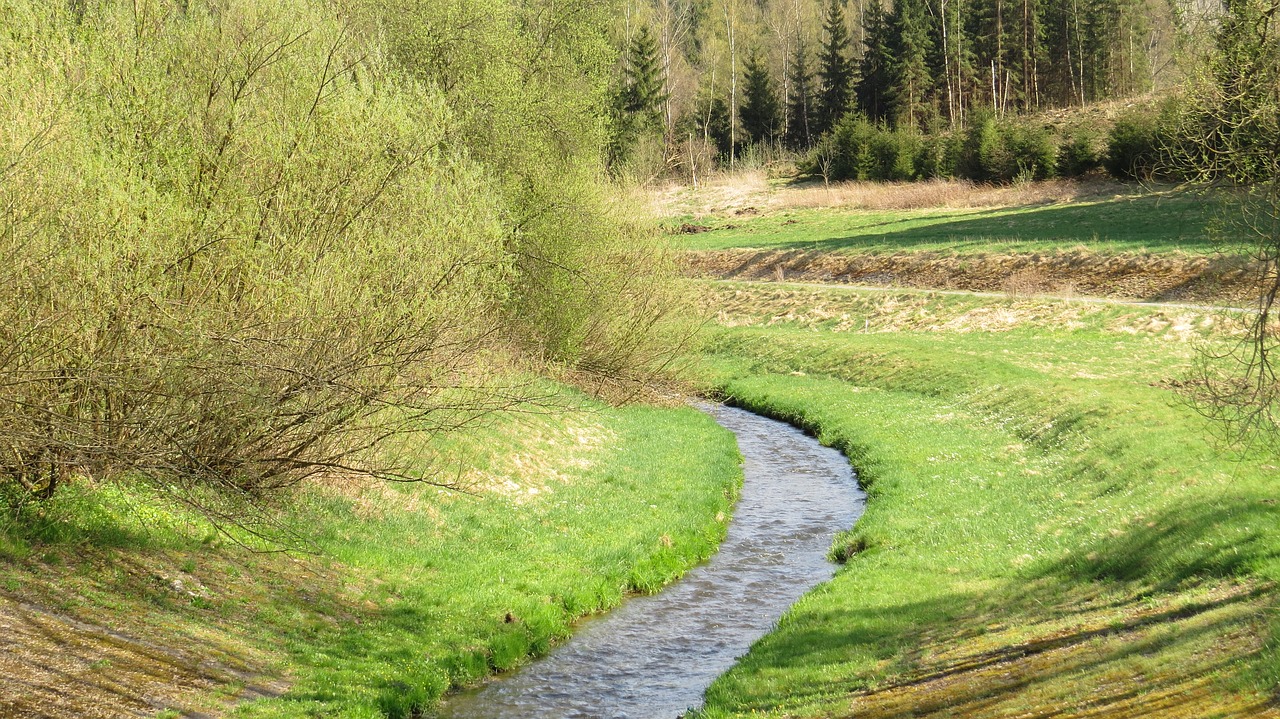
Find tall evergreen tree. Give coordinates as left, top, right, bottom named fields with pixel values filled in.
left=816, top=0, right=856, bottom=136
left=889, top=0, right=934, bottom=128
left=786, top=40, right=816, bottom=149
left=740, top=50, right=782, bottom=145
left=619, top=25, right=666, bottom=131
left=609, top=25, right=667, bottom=164
left=856, top=0, right=894, bottom=123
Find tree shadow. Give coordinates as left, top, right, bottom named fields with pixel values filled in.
left=708, top=497, right=1280, bottom=718
left=1035, top=500, right=1280, bottom=592
left=766, top=196, right=1215, bottom=255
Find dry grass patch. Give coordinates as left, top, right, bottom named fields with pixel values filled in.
left=648, top=171, right=1136, bottom=219
left=687, top=249, right=1257, bottom=305
left=696, top=282, right=1238, bottom=339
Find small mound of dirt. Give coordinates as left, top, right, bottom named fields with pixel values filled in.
left=673, top=223, right=712, bottom=234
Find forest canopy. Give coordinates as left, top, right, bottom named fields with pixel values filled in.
left=607, top=0, right=1196, bottom=174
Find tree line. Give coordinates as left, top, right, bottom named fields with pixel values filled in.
left=609, top=0, right=1187, bottom=168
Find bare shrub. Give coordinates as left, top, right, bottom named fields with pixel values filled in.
left=1003, top=269, right=1047, bottom=297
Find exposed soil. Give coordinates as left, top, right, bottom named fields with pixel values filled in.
left=0, top=595, right=283, bottom=719
left=686, top=248, right=1260, bottom=306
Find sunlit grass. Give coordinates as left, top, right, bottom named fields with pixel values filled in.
left=672, top=194, right=1231, bottom=256
left=0, top=392, right=742, bottom=719
left=690, top=293, right=1280, bottom=718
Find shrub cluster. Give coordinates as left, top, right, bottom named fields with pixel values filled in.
left=810, top=111, right=1082, bottom=184
left=0, top=0, right=680, bottom=529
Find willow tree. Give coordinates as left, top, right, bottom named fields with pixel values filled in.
left=1181, top=0, right=1280, bottom=448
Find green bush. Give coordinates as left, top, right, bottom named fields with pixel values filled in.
left=1004, top=123, right=1058, bottom=180
left=883, top=131, right=921, bottom=181
left=1106, top=109, right=1164, bottom=180
left=1059, top=129, right=1103, bottom=176
left=959, top=112, right=1005, bottom=181
left=821, top=114, right=923, bottom=182
left=0, top=0, right=682, bottom=528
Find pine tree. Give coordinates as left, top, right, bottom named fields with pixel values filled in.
left=786, top=40, right=816, bottom=149
left=816, top=0, right=856, bottom=136
left=889, top=0, right=934, bottom=128
left=740, top=50, right=782, bottom=145
left=619, top=25, right=666, bottom=131
left=856, top=0, right=894, bottom=123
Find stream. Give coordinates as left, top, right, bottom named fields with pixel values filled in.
left=434, top=404, right=866, bottom=719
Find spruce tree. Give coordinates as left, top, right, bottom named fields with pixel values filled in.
left=608, top=24, right=666, bottom=165
left=619, top=25, right=666, bottom=131
left=888, top=0, right=934, bottom=128
left=786, top=40, right=815, bottom=149
left=816, top=0, right=856, bottom=136
left=856, top=0, right=894, bottom=123
left=740, top=50, right=782, bottom=146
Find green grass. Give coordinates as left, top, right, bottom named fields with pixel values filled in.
left=673, top=194, right=1231, bottom=255
left=0, top=391, right=742, bottom=719
left=689, top=289, right=1280, bottom=717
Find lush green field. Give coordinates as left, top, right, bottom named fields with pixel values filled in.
left=674, top=193, right=1229, bottom=255
left=691, top=284, right=1280, bottom=718
left=0, top=392, right=741, bottom=719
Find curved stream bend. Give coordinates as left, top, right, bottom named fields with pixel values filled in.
left=435, top=404, right=866, bottom=719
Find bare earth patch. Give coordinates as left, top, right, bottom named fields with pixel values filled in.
left=687, top=248, right=1258, bottom=305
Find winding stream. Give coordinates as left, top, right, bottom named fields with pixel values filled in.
left=434, top=404, right=866, bottom=719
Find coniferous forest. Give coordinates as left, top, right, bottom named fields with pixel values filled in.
left=608, top=0, right=1199, bottom=178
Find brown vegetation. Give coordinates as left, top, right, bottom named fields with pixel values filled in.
left=687, top=248, right=1258, bottom=305
left=646, top=171, right=1136, bottom=219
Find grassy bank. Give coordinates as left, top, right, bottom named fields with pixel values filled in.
left=674, top=192, right=1223, bottom=256
left=691, top=283, right=1280, bottom=718
left=0, top=390, right=741, bottom=718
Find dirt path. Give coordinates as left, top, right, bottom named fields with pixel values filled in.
left=702, top=278, right=1254, bottom=314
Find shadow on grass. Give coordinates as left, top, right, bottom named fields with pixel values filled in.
left=706, top=497, right=1280, bottom=718
left=1038, top=499, right=1280, bottom=591
left=764, top=195, right=1217, bottom=254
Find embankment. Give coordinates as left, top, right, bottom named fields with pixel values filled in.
left=686, top=248, right=1258, bottom=305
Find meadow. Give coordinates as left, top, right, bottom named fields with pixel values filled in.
left=686, top=277, right=1280, bottom=717
left=673, top=190, right=1229, bottom=256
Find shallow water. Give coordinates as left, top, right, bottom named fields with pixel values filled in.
left=434, top=404, right=866, bottom=719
